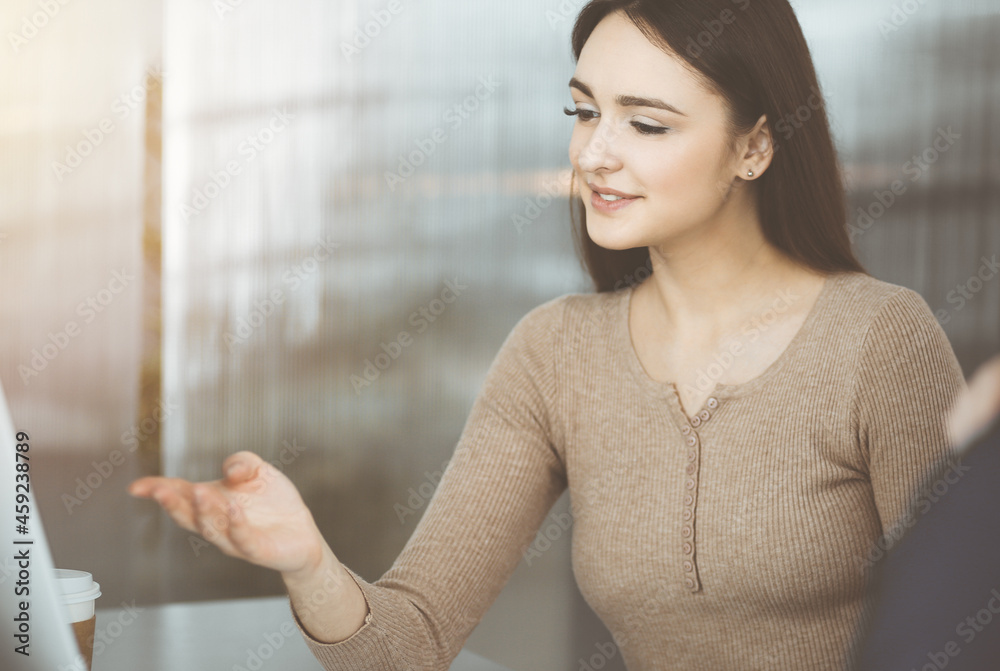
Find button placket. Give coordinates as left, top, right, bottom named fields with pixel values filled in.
left=679, top=425, right=702, bottom=593
left=677, top=396, right=718, bottom=594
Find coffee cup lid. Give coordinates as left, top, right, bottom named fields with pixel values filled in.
left=54, top=569, right=102, bottom=604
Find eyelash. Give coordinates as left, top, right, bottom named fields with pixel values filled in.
left=563, top=106, right=670, bottom=136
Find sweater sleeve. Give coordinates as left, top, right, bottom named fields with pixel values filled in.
left=290, top=296, right=569, bottom=671
left=850, top=286, right=968, bottom=537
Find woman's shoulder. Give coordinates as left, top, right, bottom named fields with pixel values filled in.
left=825, top=270, right=942, bottom=330
left=485, top=291, right=620, bottom=395
left=826, top=271, right=959, bottom=377
left=829, top=270, right=925, bottom=305
left=515, top=289, right=626, bottom=338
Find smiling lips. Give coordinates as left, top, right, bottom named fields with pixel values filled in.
left=587, top=181, right=641, bottom=211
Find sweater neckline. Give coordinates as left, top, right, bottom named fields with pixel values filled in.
left=615, top=271, right=842, bottom=404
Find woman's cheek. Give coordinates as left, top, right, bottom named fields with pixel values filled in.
left=568, top=128, right=592, bottom=169
left=650, top=145, right=724, bottom=202
left=634, top=153, right=689, bottom=199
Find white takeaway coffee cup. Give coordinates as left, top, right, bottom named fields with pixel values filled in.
left=55, top=569, right=102, bottom=670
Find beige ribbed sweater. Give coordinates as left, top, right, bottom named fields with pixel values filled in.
left=292, top=270, right=967, bottom=670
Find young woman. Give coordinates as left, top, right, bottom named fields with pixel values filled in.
left=129, top=1, right=970, bottom=668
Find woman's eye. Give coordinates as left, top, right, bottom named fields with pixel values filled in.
left=632, top=121, right=670, bottom=136
left=564, top=107, right=670, bottom=136
left=563, top=106, right=598, bottom=122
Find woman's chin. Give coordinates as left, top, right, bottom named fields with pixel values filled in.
left=585, top=217, right=646, bottom=251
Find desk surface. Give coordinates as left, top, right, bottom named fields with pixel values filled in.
left=94, top=596, right=511, bottom=671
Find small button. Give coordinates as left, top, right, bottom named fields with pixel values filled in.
left=683, top=509, right=692, bottom=521
left=699, top=410, right=710, bottom=422
left=683, top=560, right=693, bottom=572
left=682, top=425, right=692, bottom=435
left=685, top=577, right=696, bottom=589
left=683, top=494, right=693, bottom=505
left=686, top=435, right=697, bottom=446
left=685, top=479, right=695, bottom=490
left=687, top=450, right=697, bottom=462
left=691, top=416, right=702, bottom=428
left=707, top=397, right=718, bottom=409
left=683, top=542, right=693, bottom=555
left=685, top=463, right=696, bottom=475
left=682, top=525, right=692, bottom=538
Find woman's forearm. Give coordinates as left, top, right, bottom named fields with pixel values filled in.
left=281, top=543, right=370, bottom=644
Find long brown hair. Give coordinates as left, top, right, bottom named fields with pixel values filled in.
left=569, top=0, right=867, bottom=293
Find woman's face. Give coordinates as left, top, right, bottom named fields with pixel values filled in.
left=568, top=11, right=752, bottom=252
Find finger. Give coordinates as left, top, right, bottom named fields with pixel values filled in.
left=152, top=482, right=199, bottom=533
left=128, top=476, right=170, bottom=498
left=222, top=451, right=264, bottom=486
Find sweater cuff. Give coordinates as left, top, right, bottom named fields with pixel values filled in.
left=288, top=564, right=399, bottom=668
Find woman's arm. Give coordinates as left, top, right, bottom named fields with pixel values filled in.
left=851, top=287, right=968, bottom=537
left=130, top=294, right=570, bottom=670
left=280, top=542, right=370, bottom=643
left=286, top=296, right=570, bottom=669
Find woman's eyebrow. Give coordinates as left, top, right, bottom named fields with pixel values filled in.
left=568, top=76, right=688, bottom=117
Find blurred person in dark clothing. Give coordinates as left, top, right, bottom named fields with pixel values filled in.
left=856, top=354, right=1000, bottom=671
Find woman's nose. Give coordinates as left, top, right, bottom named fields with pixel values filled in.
left=576, top=118, right=624, bottom=174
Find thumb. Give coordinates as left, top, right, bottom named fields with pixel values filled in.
left=222, top=451, right=264, bottom=485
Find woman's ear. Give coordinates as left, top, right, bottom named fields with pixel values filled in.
left=742, top=114, right=774, bottom=178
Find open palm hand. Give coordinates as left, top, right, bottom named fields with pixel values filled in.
left=129, top=451, right=324, bottom=575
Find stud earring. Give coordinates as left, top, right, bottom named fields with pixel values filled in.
left=747, top=170, right=755, bottom=178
